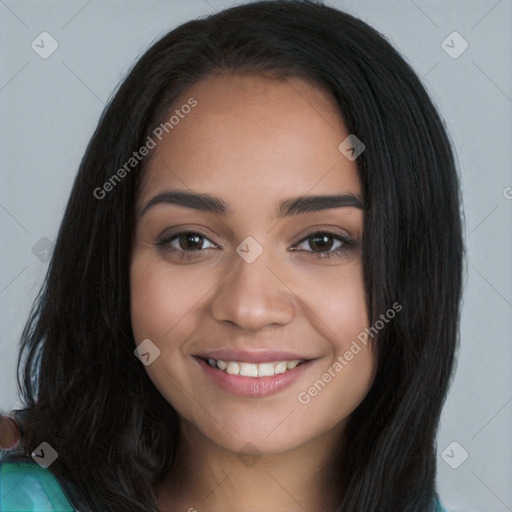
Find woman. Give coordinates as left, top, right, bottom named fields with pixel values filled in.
left=0, top=1, right=464, bottom=511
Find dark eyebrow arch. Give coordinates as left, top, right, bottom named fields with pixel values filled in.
left=277, top=193, right=363, bottom=216
left=140, top=190, right=363, bottom=218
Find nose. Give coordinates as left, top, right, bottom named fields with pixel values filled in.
left=210, top=247, right=296, bottom=332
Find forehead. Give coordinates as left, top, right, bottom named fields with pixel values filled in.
left=137, top=73, right=361, bottom=213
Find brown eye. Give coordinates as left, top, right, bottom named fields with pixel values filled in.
left=177, top=233, right=206, bottom=250
left=293, top=231, right=354, bottom=260
left=308, top=233, right=336, bottom=252
left=156, top=231, right=217, bottom=259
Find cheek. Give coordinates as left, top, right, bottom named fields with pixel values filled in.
left=130, top=254, right=205, bottom=342
left=302, top=260, right=369, bottom=350
left=129, top=254, right=207, bottom=420
left=297, top=262, right=375, bottom=409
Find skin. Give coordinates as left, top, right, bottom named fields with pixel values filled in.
left=0, top=415, right=20, bottom=449
left=130, top=73, right=377, bottom=512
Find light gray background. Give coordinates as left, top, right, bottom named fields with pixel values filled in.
left=1, top=1, right=511, bottom=511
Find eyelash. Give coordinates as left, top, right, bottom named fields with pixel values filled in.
left=155, top=230, right=355, bottom=261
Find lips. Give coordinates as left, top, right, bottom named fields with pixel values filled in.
left=193, top=350, right=316, bottom=397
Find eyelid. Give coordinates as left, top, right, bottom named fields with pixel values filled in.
left=291, top=230, right=355, bottom=256
left=293, top=228, right=352, bottom=245
left=156, top=230, right=218, bottom=249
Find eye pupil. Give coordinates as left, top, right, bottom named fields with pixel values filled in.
left=310, top=234, right=333, bottom=252
left=180, top=233, right=202, bottom=250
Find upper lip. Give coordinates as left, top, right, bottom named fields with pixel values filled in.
left=194, top=349, right=315, bottom=364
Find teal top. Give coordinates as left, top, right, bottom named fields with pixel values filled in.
left=0, top=458, right=450, bottom=511
left=0, top=460, right=75, bottom=511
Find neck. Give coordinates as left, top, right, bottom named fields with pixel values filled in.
left=156, top=419, right=345, bottom=512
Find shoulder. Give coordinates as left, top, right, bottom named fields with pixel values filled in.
left=434, top=495, right=450, bottom=512
left=0, top=455, right=76, bottom=511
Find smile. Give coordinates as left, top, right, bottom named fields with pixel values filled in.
left=194, top=355, right=314, bottom=397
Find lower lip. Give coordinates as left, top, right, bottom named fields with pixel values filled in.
left=195, top=357, right=313, bottom=397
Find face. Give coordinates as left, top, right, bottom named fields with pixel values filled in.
left=130, top=73, right=377, bottom=456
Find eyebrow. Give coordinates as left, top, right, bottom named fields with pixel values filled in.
left=140, top=190, right=364, bottom=218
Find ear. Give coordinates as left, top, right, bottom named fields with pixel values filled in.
left=0, top=415, right=20, bottom=450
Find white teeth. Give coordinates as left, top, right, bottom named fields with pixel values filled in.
left=204, top=358, right=303, bottom=377
left=274, top=362, right=287, bottom=374
left=239, top=362, right=258, bottom=377
left=257, top=363, right=275, bottom=377
left=216, top=359, right=228, bottom=370
left=226, top=362, right=240, bottom=375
